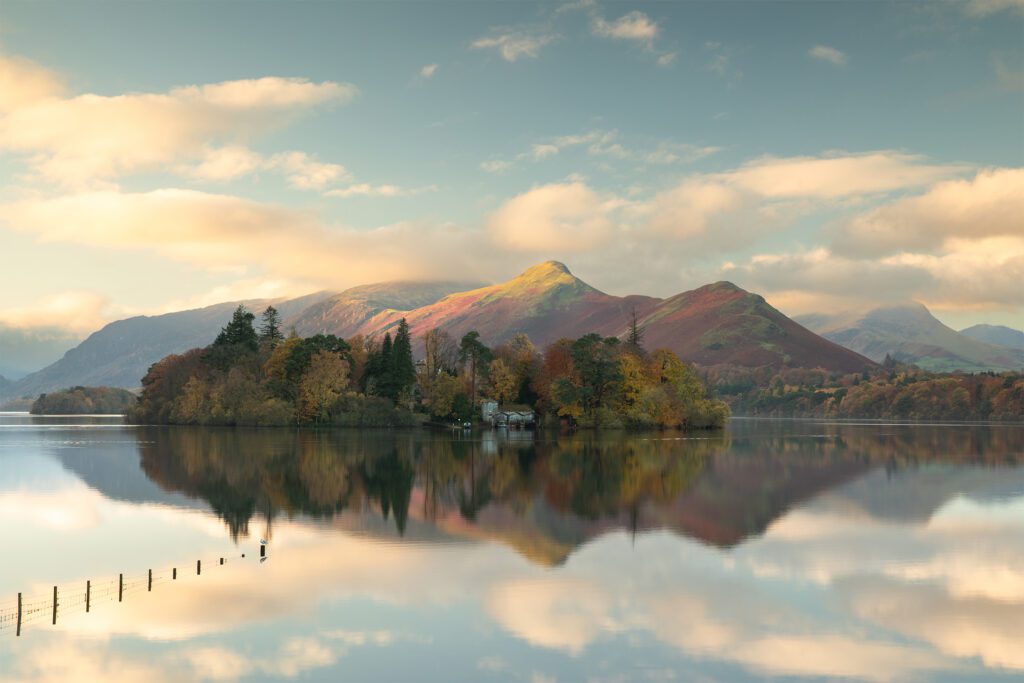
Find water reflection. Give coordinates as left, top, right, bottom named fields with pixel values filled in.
left=1, top=417, right=1022, bottom=682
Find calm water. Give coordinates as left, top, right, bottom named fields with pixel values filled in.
left=0, top=414, right=1022, bottom=682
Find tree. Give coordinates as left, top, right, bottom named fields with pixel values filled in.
left=570, top=333, right=623, bottom=414
left=298, top=351, right=350, bottom=423
left=259, top=306, right=284, bottom=347
left=423, top=328, right=457, bottom=377
left=390, top=319, right=416, bottom=403
left=488, top=358, right=518, bottom=404
left=214, top=306, right=259, bottom=351
left=458, top=331, right=491, bottom=407
left=625, top=307, right=646, bottom=351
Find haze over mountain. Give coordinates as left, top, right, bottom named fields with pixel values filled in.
left=960, top=324, right=1024, bottom=351
left=797, top=303, right=1024, bottom=373
left=0, top=324, right=83, bottom=379
left=1, top=261, right=875, bottom=400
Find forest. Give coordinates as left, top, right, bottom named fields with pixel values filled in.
left=703, top=358, right=1024, bottom=422
left=130, top=305, right=729, bottom=430
left=30, top=386, right=137, bottom=415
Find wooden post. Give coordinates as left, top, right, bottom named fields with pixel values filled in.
left=52, top=586, right=57, bottom=625
left=260, top=544, right=266, bottom=558
left=148, top=569, right=152, bottom=592
left=86, top=580, right=91, bottom=613
left=16, top=593, right=21, bottom=637
left=172, top=567, right=177, bottom=580
left=197, top=559, right=201, bottom=576
left=219, top=557, right=224, bottom=566
left=118, top=573, right=123, bottom=602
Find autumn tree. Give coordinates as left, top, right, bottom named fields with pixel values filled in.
left=488, top=358, right=518, bottom=405
left=298, top=351, right=350, bottom=423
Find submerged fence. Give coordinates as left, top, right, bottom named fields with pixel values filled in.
left=0, top=544, right=266, bottom=637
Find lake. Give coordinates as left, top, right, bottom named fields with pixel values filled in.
left=0, top=413, right=1022, bottom=682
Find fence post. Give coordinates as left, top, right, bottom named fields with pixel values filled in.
left=148, top=569, right=152, bottom=592
left=118, top=573, right=123, bottom=602
left=197, top=560, right=201, bottom=576
left=16, top=593, right=21, bottom=636
left=219, top=557, right=224, bottom=566
left=86, top=580, right=91, bottom=613
left=173, top=567, right=177, bottom=580
left=52, top=586, right=57, bottom=625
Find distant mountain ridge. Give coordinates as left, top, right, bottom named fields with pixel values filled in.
left=3, top=261, right=875, bottom=398
left=798, top=303, right=1024, bottom=373
left=960, top=324, right=1024, bottom=351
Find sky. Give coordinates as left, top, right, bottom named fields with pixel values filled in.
left=0, top=0, right=1021, bottom=348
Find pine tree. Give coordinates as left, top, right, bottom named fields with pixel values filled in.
left=391, top=319, right=416, bottom=402
left=259, top=306, right=284, bottom=347
left=213, top=306, right=258, bottom=351
left=626, top=307, right=646, bottom=351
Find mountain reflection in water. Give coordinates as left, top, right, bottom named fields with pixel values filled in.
left=2, top=417, right=1023, bottom=683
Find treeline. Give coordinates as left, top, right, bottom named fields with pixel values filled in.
left=30, top=386, right=137, bottom=415
left=703, top=361, right=1024, bottom=422
left=130, top=305, right=728, bottom=429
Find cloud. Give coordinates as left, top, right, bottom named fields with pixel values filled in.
left=481, top=159, right=513, bottom=173
left=0, top=188, right=487, bottom=291
left=591, top=11, right=659, bottom=43
left=808, top=45, right=848, bottom=65
left=270, top=151, right=350, bottom=190
left=487, top=182, right=619, bottom=252
left=0, top=55, right=355, bottom=186
left=420, top=63, right=438, bottom=78
left=472, top=31, right=555, bottom=62
left=185, top=145, right=265, bottom=182
left=325, top=183, right=424, bottom=198
left=657, top=52, right=677, bottom=67
left=0, top=290, right=117, bottom=333
left=833, top=167, right=1024, bottom=256
left=964, top=0, right=1024, bottom=16
left=724, top=151, right=967, bottom=199
left=0, top=53, right=66, bottom=112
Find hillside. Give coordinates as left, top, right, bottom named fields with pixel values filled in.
left=7, top=261, right=879, bottom=396
left=640, top=282, right=872, bottom=373
left=0, top=324, right=82, bottom=379
left=289, top=280, right=483, bottom=338
left=797, top=303, right=1024, bottom=373
left=961, top=324, right=1024, bottom=351
left=3, top=292, right=332, bottom=398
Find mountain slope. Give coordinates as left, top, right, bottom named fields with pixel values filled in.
left=797, top=304, right=1024, bottom=373
left=5, top=292, right=333, bottom=398
left=640, top=282, right=873, bottom=373
left=289, top=280, right=483, bottom=338
left=960, top=324, right=1024, bottom=351
left=0, top=324, right=83, bottom=379
left=295, top=262, right=873, bottom=373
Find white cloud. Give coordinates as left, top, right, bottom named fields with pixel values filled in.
left=481, top=159, right=513, bottom=173
left=185, top=145, right=265, bottom=182
left=270, top=151, right=350, bottom=190
left=0, top=53, right=65, bottom=112
left=0, top=54, right=355, bottom=187
left=472, top=32, right=555, bottom=62
left=808, top=45, right=848, bottom=65
left=657, top=52, right=677, bottom=67
left=592, top=11, right=659, bottom=43
left=420, top=63, right=439, bottom=78
left=0, top=290, right=118, bottom=333
left=488, top=182, right=619, bottom=252
left=325, top=183, right=412, bottom=198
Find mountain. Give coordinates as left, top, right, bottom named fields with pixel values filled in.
left=289, top=280, right=484, bottom=338
left=7, top=261, right=875, bottom=396
left=797, top=303, right=1024, bottom=373
left=291, top=261, right=873, bottom=373
left=3, top=292, right=333, bottom=399
left=0, top=324, right=83, bottom=379
left=960, top=324, right=1024, bottom=351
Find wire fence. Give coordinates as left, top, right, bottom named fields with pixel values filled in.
left=0, top=547, right=265, bottom=637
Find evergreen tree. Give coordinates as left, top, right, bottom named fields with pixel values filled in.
left=213, top=305, right=259, bottom=351
left=391, top=319, right=416, bottom=402
left=626, top=307, right=646, bottom=351
left=259, top=306, right=284, bottom=347
left=459, top=331, right=492, bottom=407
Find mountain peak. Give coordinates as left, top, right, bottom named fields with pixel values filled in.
left=519, top=260, right=572, bottom=278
